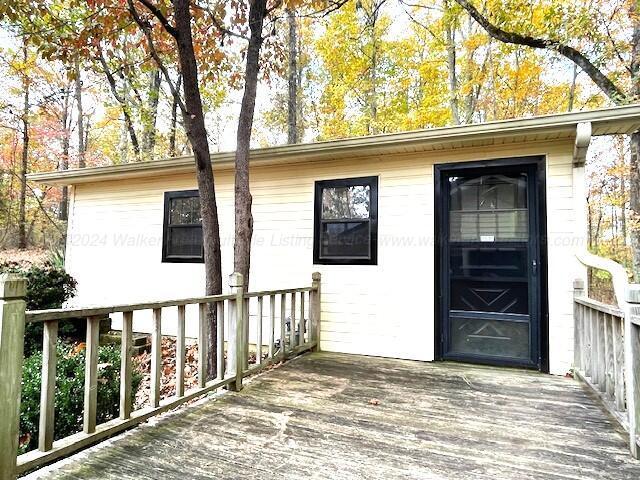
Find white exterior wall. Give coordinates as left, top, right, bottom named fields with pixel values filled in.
left=64, top=139, right=580, bottom=374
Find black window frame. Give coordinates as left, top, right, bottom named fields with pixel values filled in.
left=162, top=189, right=204, bottom=263
left=313, top=176, right=378, bottom=265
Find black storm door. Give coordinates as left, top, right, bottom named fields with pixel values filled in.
left=438, top=161, right=543, bottom=368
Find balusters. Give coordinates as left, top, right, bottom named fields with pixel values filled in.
left=583, top=304, right=592, bottom=377
left=176, top=306, right=186, bottom=398
left=244, top=298, right=250, bottom=371
left=299, top=292, right=305, bottom=346
left=290, top=292, right=297, bottom=349
left=198, top=303, right=208, bottom=388
left=268, top=294, right=275, bottom=359
left=605, top=313, right=614, bottom=398
left=38, top=320, right=58, bottom=451
left=83, top=316, right=100, bottom=434
left=256, top=296, right=263, bottom=365
left=150, top=308, right=162, bottom=408
left=597, top=310, right=606, bottom=392
left=311, top=272, right=321, bottom=347
left=280, top=293, right=286, bottom=357
left=590, top=308, right=598, bottom=382
left=217, top=301, right=225, bottom=380
left=613, top=315, right=625, bottom=411
left=120, top=312, right=133, bottom=419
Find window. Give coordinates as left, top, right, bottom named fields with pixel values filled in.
left=162, top=190, right=204, bottom=263
left=313, top=176, right=378, bottom=265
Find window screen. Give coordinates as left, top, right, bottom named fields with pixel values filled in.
left=313, top=177, right=378, bottom=265
left=162, top=190, right=204, bottom=262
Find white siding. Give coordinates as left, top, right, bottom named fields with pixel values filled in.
left=65, top=139, right=579, bottom=374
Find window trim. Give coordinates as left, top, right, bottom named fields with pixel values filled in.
left=162, top=189, right=204, bottom=263
left=313, top=176, right=378, bottom=265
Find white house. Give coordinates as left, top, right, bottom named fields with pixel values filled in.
left=29, top=105, right=640, bottom=376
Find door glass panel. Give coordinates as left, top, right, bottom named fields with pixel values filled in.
left=450, top=246, right=529, bottom=314
left=450, top=317, right=529, bottom=360
left=449, top=174, right=528, bottom=242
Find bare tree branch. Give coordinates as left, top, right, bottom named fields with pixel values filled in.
left=97, top=47, right=141, bottom=158
left=127, top=0, right=187, bottom=115
left=455, top=0, right=628, bottom=105
left=136, top=0, right=178, bottom=38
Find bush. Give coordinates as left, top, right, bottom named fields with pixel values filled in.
left=19, top=341, right=143, bottom=453
left=0, top=262, right=78, bottom=354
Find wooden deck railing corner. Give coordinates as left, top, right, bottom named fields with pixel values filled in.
left=0, top=271, right=322, bottom=480
left=0, top=274, right=27, bottom=480
left=573, top=251, right=640, bottom=459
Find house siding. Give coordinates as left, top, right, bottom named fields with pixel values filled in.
left=64, top=139, right=580, bottom=375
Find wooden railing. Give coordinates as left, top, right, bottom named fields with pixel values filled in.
left=0, top=271, right=321, bottom=480
left=573, top=251, right=640, bottom=459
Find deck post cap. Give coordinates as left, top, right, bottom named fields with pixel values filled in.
left=0, top=273, right=27, bottom=300
left=228, top=272, right=244, bottom=288
left=312, top=272, right=321, bottom=281
left=626, top=284, right=640, bottom=304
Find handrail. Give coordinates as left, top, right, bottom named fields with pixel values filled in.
left=574, top=251, right=639, bottom=459
left=25, top=285, right=319, bottom=323
left=575, top=250, right=629, bottom=306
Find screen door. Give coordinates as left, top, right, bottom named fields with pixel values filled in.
left=439, top=163, right=541, bottom=368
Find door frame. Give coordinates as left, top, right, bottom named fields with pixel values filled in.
left=434, top=156, right=549, bottom=372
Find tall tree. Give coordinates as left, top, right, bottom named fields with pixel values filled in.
left=233, top=0, right=267, bottom=286
left=18, top=42, right=30, bottom=249
left=127, top=0, right=223, bottom=377
left=74, top=56, right=86, bottom=168
left=287, top=8, right=299, bottom=144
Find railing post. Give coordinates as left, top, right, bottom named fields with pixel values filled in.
left=573, top=278, right=585, bottom=371
left=624, top=285, right=640, bottom=458
left=310, top=272, right=321, bottom=351
left=228, top=273, right=245, bottom=392
left=0, top=274, right=27, bottom=480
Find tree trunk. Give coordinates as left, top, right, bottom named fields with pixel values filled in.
left=286, top=8, right=298, bottom=144
left=59, top=85, right=71, bottom=221
left=630, top=1, right=640, bottom=281
left=98, top=50, right=140, bottom=160
left=567, top=63, right=578, bottom=112
left=18, top=44, right=29, bottom=249
left=444, top=0, right=460, bottom=125
left=74, top=57, right=86, bottom=168
left=630, top=132, right=640, bottom=279
left=173, top=0, right=222, bottom=379
left=169, top=74, right=182, bottom=157
left=368, top=5, right=379, bottom=135
left=142, top=69, right=161, bottom=159
left=233, top=0, right=267, bottom=287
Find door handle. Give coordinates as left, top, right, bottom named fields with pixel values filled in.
left=532, top=259, right=538, bottom=276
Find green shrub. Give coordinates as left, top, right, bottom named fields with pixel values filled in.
left=0, top=262, right=78, bottom=355
left=19, top=341, right=143, bottom=453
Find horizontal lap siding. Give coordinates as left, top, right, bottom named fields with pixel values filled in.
left=65, top=140, right=577, bottom=371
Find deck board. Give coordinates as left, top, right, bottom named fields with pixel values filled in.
left=28, top=352, right=640, bottom=479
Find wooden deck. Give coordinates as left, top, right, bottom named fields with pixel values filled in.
left=28, top=352, right=640, bottom=479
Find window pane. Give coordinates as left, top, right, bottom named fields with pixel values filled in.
left=320, top=221, right=370, bottom=258
left=322, top=185, right=370, bottom=219
left=170, top=196, right=202, bottom=225
left=449, top=173, right=528, bottom=242
left=168, top=226, right=202, bottom=257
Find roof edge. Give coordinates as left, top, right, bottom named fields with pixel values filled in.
left=29, top=104, right=640, bottom=186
